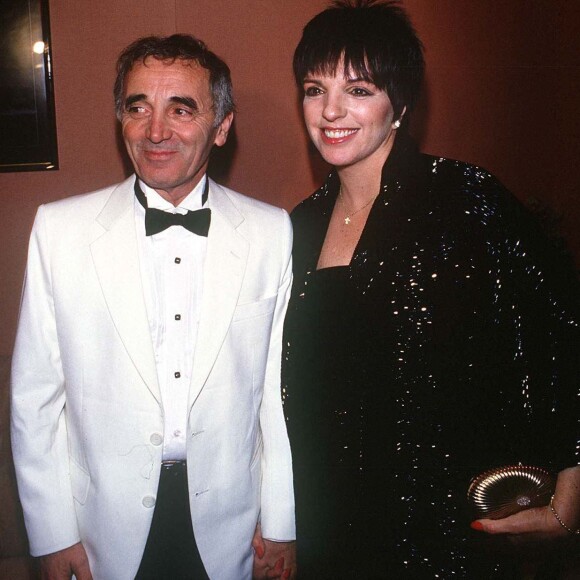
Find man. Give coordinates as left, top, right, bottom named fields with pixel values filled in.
left=11, top=34, right=296, bottom=579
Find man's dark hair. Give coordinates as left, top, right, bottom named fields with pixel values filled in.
left=293, top=0, right=424, bottom=120
left=114, top=34, right=235, bottom=126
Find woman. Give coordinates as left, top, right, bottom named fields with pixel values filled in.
left=282, top=1, right=579, bottom=577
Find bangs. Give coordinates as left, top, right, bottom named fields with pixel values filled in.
left=293, top=13, right=393, bottom=92
left=301, top=44, right=379, bottom=86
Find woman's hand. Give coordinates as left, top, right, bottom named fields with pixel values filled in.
left=252, top=523, right=296, bottom=580
left=471, top=465, right=579, bottom=575
left=471, top=466, right=579, bottom=540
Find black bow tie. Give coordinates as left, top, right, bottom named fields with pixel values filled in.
left=134, top=179, right=211, bottom=237
left=144, top=207, right=211, bottom=236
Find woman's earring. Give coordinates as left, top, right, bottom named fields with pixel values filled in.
left=393, top=119, right=401, bottom=129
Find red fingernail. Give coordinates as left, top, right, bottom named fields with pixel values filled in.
left=470, top=521, right=484, bottom=531
left=256, top=546, right=264, bottom=558
left=282, top=569, right=291, bottom=579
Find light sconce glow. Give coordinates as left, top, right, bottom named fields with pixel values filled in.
left=33, top=41, right=45, bottom=54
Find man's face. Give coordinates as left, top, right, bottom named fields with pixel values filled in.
left=121, top=57, right=233, bottom=205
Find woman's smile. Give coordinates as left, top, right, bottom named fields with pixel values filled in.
left=320, top=127, right=359, bottom=144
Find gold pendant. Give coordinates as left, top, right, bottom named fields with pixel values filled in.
left=344, top=216, right=351, bottom=225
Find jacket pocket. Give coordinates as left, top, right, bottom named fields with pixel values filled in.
left=232, top=295, right=276, bottom=323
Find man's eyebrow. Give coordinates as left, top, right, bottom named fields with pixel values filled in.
left=124, top=94, right=147, bottom=108
left=170, top=96, right=199, bottom=110
left=123, top=95, right=199, bottom=111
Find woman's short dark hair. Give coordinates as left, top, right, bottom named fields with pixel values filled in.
left=293, top=0, right=424, bottom=120
left=114, top=34, right=235, bottom=126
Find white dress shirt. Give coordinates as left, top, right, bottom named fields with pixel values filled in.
left=134, top=176, right=208, bottom=460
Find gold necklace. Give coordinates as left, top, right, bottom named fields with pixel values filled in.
left=338, top=186, right=379, bottom=225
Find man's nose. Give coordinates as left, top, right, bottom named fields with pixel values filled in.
left=146, top=112, right=172, bottom=143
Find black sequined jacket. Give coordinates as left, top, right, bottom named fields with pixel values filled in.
left=283, top=133, right=579, bottom=576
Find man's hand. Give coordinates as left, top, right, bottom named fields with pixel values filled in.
left=40, top=542, right=93, bottom=580
left=252, top=524, right=297, bottom=579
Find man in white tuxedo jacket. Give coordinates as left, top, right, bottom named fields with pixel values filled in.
left=11, top=34, right=296, bottom=580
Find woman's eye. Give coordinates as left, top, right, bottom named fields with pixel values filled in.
left=350, top=87, right=372, bottom=97
left=304, top=86, right=322, bottom=97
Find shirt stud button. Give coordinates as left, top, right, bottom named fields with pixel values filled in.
left=174, top=371, right=181, bottom=379
left=174, top=257, right=181, bottom=264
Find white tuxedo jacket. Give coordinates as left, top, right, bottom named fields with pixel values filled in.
left=11, top=176, right=295, bottom=579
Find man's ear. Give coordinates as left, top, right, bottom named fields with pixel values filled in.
left=214, top=112, right=234, bottom=147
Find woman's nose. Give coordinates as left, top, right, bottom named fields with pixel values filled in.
left=322, top=94, right=346, bottom=121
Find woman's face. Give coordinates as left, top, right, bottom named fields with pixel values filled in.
left=302, top=67, right=400, bottom=173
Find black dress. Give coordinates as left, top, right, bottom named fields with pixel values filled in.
left=282, top=135, right=579, bottom=578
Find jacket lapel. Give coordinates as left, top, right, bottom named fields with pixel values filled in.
left=189, top=180, right=249, bottom=407
left=90, top=177, right=161, bottom=404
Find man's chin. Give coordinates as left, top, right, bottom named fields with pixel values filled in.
left=136, top=173, right=203, bottom=205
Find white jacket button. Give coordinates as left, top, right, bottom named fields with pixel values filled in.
left=149, top=433, right=163, bottom=446
left=142, top=496, right=156, bottom=508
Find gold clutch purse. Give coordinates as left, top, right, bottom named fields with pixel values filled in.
left=467, top=465, right=555, bottom=520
